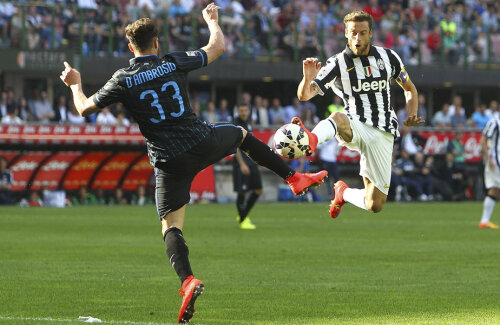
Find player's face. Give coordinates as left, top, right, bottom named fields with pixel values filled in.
left=237, top=106, right=250, bottom=121
left=345, top=21, right=372, bottom=56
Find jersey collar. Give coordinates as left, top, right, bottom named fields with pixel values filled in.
left=344, top=45, right=377, bottom=58
left=129, top=54, right=158, bottom=66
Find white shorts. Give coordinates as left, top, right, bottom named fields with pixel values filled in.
left=336, top=118, right=394, bottom=195
left=485, top=162, right=500, bottom=189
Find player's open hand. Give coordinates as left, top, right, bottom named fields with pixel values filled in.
left=203, top=3, right=221, bottom=24
left=302, top=57, right=322, bottom=81
left=403, top=115, right=425, bottom=127
left=60, top=61, right=81, bottom=87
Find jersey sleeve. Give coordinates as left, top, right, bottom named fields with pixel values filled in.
left=483, top=119, right=498, bottom=138
left=388, top=49, right=409, bottom=85
left=312, top=57, right=339, bottom=96
left=166, top=49, right=208, bottom=72
left=92, top=71, right=125, bottom=108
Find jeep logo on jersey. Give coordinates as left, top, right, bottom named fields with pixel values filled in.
left=352, top=78, right=387, bottom=93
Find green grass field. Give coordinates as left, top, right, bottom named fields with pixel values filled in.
left=1, top=202, right=500, bottom=325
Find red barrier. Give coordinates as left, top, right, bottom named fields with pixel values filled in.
left=31, top=152, right=83, bottom=190
left=92, top=152, right=141, bottom=190
left=63, top=152, right=112, bottom=190
left=9, top=152, right=51, bottom=191
left=121, top=155, right=154, bottom=191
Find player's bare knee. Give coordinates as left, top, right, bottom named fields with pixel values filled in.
left=239, top=127, right=248, bottom=144
left=366, top=199, right=384, bottom=213
left=330, top=112, right=352, bottom=142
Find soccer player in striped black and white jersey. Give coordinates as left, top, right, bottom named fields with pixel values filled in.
left=293, top=11, right=425, bottom=217
left=479, top=117, right=500, bottom=229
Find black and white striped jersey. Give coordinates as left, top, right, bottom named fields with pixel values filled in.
left=483, top=117, right=500, bottom=169
left=312, top=45, right=408, bottom=137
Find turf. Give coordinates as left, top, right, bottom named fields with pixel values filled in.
left=1, top=202, right=500, bottom=324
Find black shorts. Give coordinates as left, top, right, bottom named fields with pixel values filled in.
left=233, top=159, right=262, bottom=192
left=155, top=124, right=242, bottom=219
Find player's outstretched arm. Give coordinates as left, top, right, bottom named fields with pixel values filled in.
left=200, top=3, right=225, bottom=64
left=399, top=76, right=425, bottom=127
left=297, top=57, right=322, bottom=101
left=60, top=61, right=99, bottom=117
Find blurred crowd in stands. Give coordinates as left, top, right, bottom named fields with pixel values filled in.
left=0, top=0, right=499, bottom=64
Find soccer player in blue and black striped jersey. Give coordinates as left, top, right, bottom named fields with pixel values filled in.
left=60, top=3, right=327, bottom=323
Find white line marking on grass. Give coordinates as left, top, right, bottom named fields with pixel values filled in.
left=0, top=315, right=179, bottom=325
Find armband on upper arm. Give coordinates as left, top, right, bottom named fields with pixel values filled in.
left=395, top=68, right=409, bottom=86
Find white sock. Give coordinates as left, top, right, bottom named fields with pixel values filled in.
left=480, top=196, right=495, bottom=224
left=343, top=188, right=367, bottom=210
left=312, top=117, right=337, bottom=145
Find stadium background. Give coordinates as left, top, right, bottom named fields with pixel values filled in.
left=0, top=0, right=499, bottom=205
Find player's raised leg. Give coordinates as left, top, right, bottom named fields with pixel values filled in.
left=237, top=127, right=327, bottom=196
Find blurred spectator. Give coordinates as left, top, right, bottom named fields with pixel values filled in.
left=18, top=97, right=31, bottom=122
left=170, top=14, right=191, bottom=50
left=201, top=100, right=218, bottom=124
left=448, top=95, right=465, bottom=117
left=216, top=98, right=233, bottom=122
left=434, top=152, right=466, bottom=201
left=1, top=104, right=23, bottom=125
left=30, top=90, right=55, bottom=123
left=72, top=186, right=94, bottom=205
left=96, top=107, right=117, bottom=125
left=255, top=96, right=270, bottom=127
left=116, top=110, right=131, bottom=126
left=192, top=101, right=201, bottom=118
left=235, top=18, right=261, bottom=59
left=394, top=149, right=427, bottom=201
left=94, top=187, right=106, bottom=205
left=284, top=97, right=299, bottom=123
left=0, top=156, right=12, bottom=205
left=363, top=0, right=383, bottom=25
left=414, top=152, right=434, bottom=200
left=0, top=91, right=7, bottom=118
left=131, top=184, right=153, bottom=205
left=299, top=20, right=320, bottom=59
left=486, top=100, right=499, bottom=118
left=471, top=104, right=491, bottom=129
left=109, top=188, right=128, bottom=205
left=300, top=104, right=319, bottom=129
left=426, top=25, right=442, bottom=57
left=450, top=105, right=468, bottom=128
left=447, top=132, right=466, bottom=168
left=26, top=6, right=43, bottom=50
left=431, top=103, right=452, bottom=128
left=317, top=138, right=340, bottom=197
left=25, top=191, right=43, bottom=207
left=269, top=97, right=285, bottom=125
left=53, top=95, right=69, bottom=123
left=417, top=94, right=428, bottom=125
left=396, top=126, right=425, bottom=155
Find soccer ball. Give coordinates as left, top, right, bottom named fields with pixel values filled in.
left=273, top=123, right=309, bottom=159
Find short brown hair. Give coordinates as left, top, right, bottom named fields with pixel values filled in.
left=344, top=11, right=373, bottom=31
left=125, top=18, right=159, bottom=52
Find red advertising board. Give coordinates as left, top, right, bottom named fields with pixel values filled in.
left=190, top=165, right=216, bottom=202
left=63, top=152, right=112, bottom=190
left=419, top=131, right=482, bottom=162
left=9, top=152, right=51, bottom=191
left=91, top=152, right=142, bottom=190
left=31, top=152, right=83, bottom=190
left=121, top=154, right=154, bottom=191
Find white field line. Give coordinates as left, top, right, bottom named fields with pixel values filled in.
left=0, top=315, right=181, bottom=325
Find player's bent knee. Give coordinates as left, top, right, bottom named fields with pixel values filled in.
left=366, top=200, right=385, bottom=213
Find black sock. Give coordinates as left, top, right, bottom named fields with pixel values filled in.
left=244, top=192, right=260, bottom=218
left=237, top=192, right=247, bottom=222
left=164, top=227, right=193, bottom=284
left=239, top=134, right=294, bottom=179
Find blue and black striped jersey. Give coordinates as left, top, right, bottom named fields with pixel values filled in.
left=92, top=49, right=211, bottom=165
